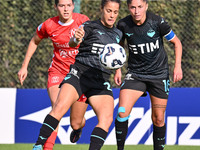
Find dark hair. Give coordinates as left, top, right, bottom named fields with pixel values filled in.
left=55, top=0, right=74, bottom=6
left=101, top=0, right=121, bottom=9
left=127, top=0, right=148, bottom=5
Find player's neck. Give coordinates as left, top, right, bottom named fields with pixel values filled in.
left=133, top=16, right=146, bottom=26
left=59, top=15, right=73, bottom=24
left=58, top=18, right=74, bottom=26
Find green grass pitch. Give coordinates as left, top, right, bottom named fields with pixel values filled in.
left=0, top=144, right=200, bottom=150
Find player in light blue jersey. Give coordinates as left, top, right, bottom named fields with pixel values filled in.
left=114, top=0, right=183, bottom=150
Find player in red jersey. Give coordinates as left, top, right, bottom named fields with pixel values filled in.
left=18, top=0, right=89, bottom=149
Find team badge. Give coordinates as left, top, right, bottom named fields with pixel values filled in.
left=147, top=29, right=155, bottom=38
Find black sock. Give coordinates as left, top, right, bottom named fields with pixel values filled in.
left=35, top=114, right=59, bottom=145
left=89, top=127, right=108, bottom=150
left=153, top=124, right=166, bottom=150
left=115, top=119, right=128, bottom=150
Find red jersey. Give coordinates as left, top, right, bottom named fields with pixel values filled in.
left=36, top=13, right=89, bottom=75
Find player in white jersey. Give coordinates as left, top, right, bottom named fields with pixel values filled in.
left=114, top=0, right=183, bottom=150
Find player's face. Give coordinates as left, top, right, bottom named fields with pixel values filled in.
left=101, top=1, right=120, bottom=28
left=55, top=0, right=74, bottom=23
left=128, top=0, right=148, bottom=25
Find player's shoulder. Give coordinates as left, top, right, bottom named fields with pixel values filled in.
left=117, top=15, right=132, bottom=27
left=72, top=13, right=88, bottom=19
left=83, top=20, right=99, bottom=28
left=72, top=13, right=89, bottom=22
left=147, top=11, right=162, bottom=22
left=44, top=16, right=59, bottom=23
left=41, top=16, right=59, bottom=28
left=37, top=16, right=59, bottom=31
left=119, top=15, right=132, bottom=22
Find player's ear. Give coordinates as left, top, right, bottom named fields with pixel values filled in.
left=54, top=4, right=57, bottom=11
left=146, top=3, right=148, bottom=11
left=100, top=7, right=103, bottom=13
left=72, top=2, right=75, bottom=9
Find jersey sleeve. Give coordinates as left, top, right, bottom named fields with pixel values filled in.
left=158, top=17, right=175, bottom=41
left=36, top=21, right=49, bottom=39
left=82, top=21, right=93, bottom=40
left=116, top=20, right=126, bottom=43
left=79, top=14, right=90, bottom=24
left=74, top=13, right=90, bottom=28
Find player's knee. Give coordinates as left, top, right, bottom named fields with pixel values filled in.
left=116, top=107, right=130, bottom=122
left=70, top=118, right=82, bottom=130
left=152, top=116, right=165, bottom=127
left=71, top=122, right=81, bottom=130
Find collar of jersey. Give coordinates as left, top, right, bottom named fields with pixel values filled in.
left=58, top=19, right=74, bottom=26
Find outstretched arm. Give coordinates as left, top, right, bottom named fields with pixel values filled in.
left=18, top=33, right=42, bottom=85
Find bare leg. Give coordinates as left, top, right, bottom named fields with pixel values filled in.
left=43, top=85, right=60, bottom=150
left=70, top=101, right=88, bottom=130
left=150, top=95, right=168, bottom=150
left=88, top=95, right=114, bottom=150
left=34, top=84, right=79, bottom=147
left=115, top=89, right=143, bottom=150
left=70, top=101, right=88, bottom=143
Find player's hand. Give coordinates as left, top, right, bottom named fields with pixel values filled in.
left=173, top=66, right=183, bottom=83
left=114, top=68, right=122, bottom=86
left=74, top=25, right=85, bottom=43
left=18, top=67, right=28, bottom=86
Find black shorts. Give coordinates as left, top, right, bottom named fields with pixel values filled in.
left=60, top=61, right=113, bottom=101
left=120, top=73, right=170, bottom=99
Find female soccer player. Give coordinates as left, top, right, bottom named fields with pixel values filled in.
left=18, top=0, right=89, bottom=149
left=32, top=0, right=122, bottom=150
left=114, top=0, right=183, bottom=150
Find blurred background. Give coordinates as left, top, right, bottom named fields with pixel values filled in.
left=0, top=1, right=200, bottom=148
left=0, top=0, right=199, bottom=89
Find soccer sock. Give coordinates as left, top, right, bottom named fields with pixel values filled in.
left=35, top=114, right=59, bottom=146
left=115, top=119, right=128, bottom=150
left=153, top=124, right=166, bottom=150
left=89, top=127, right=108, bottom=150
left=43, top=131, right=57, bottom=150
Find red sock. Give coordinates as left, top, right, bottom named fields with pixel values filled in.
left=43, top=131, right=57, bottom=150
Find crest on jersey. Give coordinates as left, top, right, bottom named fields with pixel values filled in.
left=147, top=29, right=155, bottom=38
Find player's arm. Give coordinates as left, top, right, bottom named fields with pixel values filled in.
left=114, top=68, right=122, bottom=86
left=170, top=35, right=183, bottom=83
left=18, top=33, right=42, bottom=85
left=69, top=25, right=85, bottom=47
left=114, top=40, right=124, bottom=86
left=160, top=16, right=183, bottom=83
